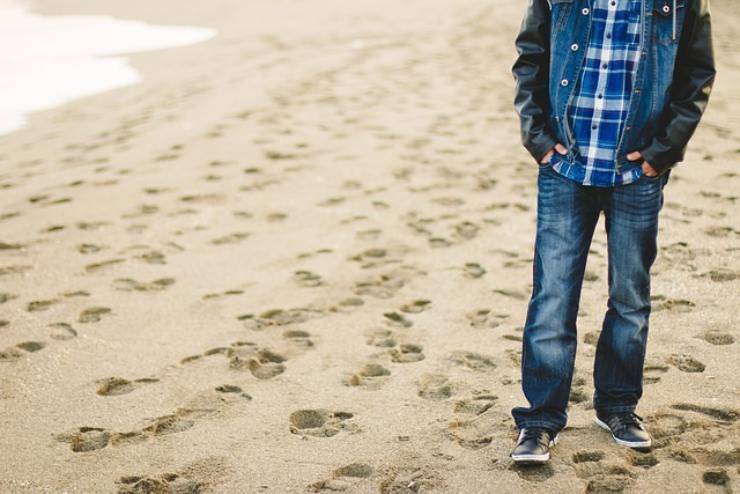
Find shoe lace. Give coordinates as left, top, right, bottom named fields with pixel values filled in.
left=612, top=412, right=644, bottom=432
left=521, top=427, right=552, bottom=442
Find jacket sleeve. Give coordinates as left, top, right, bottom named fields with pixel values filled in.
left=512, top=0, right=558, bottom=163
left=640, top=0, right=717, bottom=175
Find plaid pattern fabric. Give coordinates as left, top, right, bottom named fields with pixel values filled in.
left=550, top=0, right=644, bottom=187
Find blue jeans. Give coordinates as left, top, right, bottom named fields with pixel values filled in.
left=511, top=163, right=670, bottom=432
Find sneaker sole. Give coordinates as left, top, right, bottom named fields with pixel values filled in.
left=594, top=417, right=652, bottom=449
left=511, top=434, right=559, bottom=464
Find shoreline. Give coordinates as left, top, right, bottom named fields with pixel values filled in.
left=0, top=0, right=215, bottom=136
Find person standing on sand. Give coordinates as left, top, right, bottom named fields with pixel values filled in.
left=509, top=0, right=716, bottom=463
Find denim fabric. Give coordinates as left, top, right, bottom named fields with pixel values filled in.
left=552, top=0, right=643, bottom=187
left=511, top=162, right=670, bottom=432
left=547, top=0, right=687, bottom=173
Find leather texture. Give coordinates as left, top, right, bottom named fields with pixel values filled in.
left=598, top=412, right=652, bottom=444
left=511, top=428, right=556, bottom=457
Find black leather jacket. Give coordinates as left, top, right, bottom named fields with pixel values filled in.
left=513, top=0, right=716, bottom=176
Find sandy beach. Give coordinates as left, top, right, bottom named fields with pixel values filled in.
left=0, top=0, right=738, bottom=492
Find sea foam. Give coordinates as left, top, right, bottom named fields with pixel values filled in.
left=0, top=3, right=215, bottom=136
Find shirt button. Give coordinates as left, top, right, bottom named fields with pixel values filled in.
left=602, top=63, right=608, bottom=69
left=582, top=7, right=590, bottom=15
left=606, top=32, right=612, bottom=39
left=611, top=1, right=616, bottom=5
left=662, top=5, right=671, bottom=13
left=571, top=43, right=579, bottom=51
left=597, top=94, right=603, bottom=99
left=561, top=79, right=569, bottom=86
left=592, top=125, right=598, bottom=130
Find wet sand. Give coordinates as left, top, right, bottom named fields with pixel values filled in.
left=0, top=0, right=738, bottom=492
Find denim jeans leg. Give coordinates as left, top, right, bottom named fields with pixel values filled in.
left=512, top=166, right=601, bottom=432
left=593, top=172, right=668, bottom=414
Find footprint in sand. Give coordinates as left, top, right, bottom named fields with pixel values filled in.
left=453, top=392, right=498, bottom=415
left=0, top=341, right=46, bottom=361
left=309, top=463, right=374, bottom=493
left=378, top=465, right=442, bottom=494
left=448, top=351, right=496, bottom=372
left=509, top=462, right=555, bottom=482
left=78, top=243, right=104, bottom=254
left=463, top=262, right=487, bottom=279
left=700, top=330, right=735, bottom=346
left=389, top=344, right=425, bottom=363
left=704, top=268, right=738, bottom=282
left=117, top=456, right=228, bottom=494
left=667, top=354, right=706, bottom=373
left=0, top=264, right=32, bottom=276
left=283, top=329, right=314, bottom=349
left=466, top=309, right=508, bottom=329
left=345, top=363, right=392, bottom=389
left=572, top=451, right=606, bottom=463
left=670, top=403, right=738, bottom=422
left=96, top=377, right=159, bottom=396
left=703, top=469, right=731, bottom=487
left=215, top=384, right=252, bottom=401
left=353, top=268, right=419, bottom=299
left=210, top=232, right=250, bottom=245
left=57, top=391, right=248, bottom=453
left=493, top=288, right=528, bottom=301
left=133, top=249, right=167, bottom=265
left=202, top=289, right=244, bottom=300
left=418, top=374, right=457, bottom=401
left=569, top=385, right=590, bottom=405
left=49, top=322, right=78, bottom=340
left=26, top=299, right=59, bottom=312
left=652, top=296, right=696, bottom=313
left=78, top=306, right=112, bottom=323
left=399, top=300, right=432, bottom=314
left=55, top=427, right=111, bottom=452
left=447, top=418, right=498, bottom=450
left=645, top=412, right=688, bottom=445
left=226, top=344, right=287, bottom=380
left=567, top=445, right=638, bottom=492
left=626, top=450, right=659, bottom=469
left=288, top=409, right=358, bottom=438
left=113, top=277, right=175, bottom=292
left=238, top=307, right=320, bottom=330
left=349, top=248, right=396, bottom=269
left=293, top=270, right=324, bottom=288
left=116, top=472, right=202, bottom=494
left=383, top=312, right=413, bottom=328
left=365, top=328, right=397, bottom=348
left=583, top=470, right=635, bottom=493
left=643, top=364, right=669, bottom=384
left=84, top=258, right=125, bottom=273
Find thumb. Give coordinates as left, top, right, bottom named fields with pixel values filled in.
left=626, top=151, right=642, bottom=161
left=554, top=143, right=568, bottom=155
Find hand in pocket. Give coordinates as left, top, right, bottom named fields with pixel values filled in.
left=540, top=143, right=567, bottom=164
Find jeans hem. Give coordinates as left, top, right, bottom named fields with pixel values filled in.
left=593, top=404, right=637, bottom=416
left=514, top=420, right=564, bottom=433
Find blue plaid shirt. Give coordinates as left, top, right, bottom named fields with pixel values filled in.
left=550, top=0, right=644, bottom=187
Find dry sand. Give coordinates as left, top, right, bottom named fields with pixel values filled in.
left=0, top=0, right=738, bottom=492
